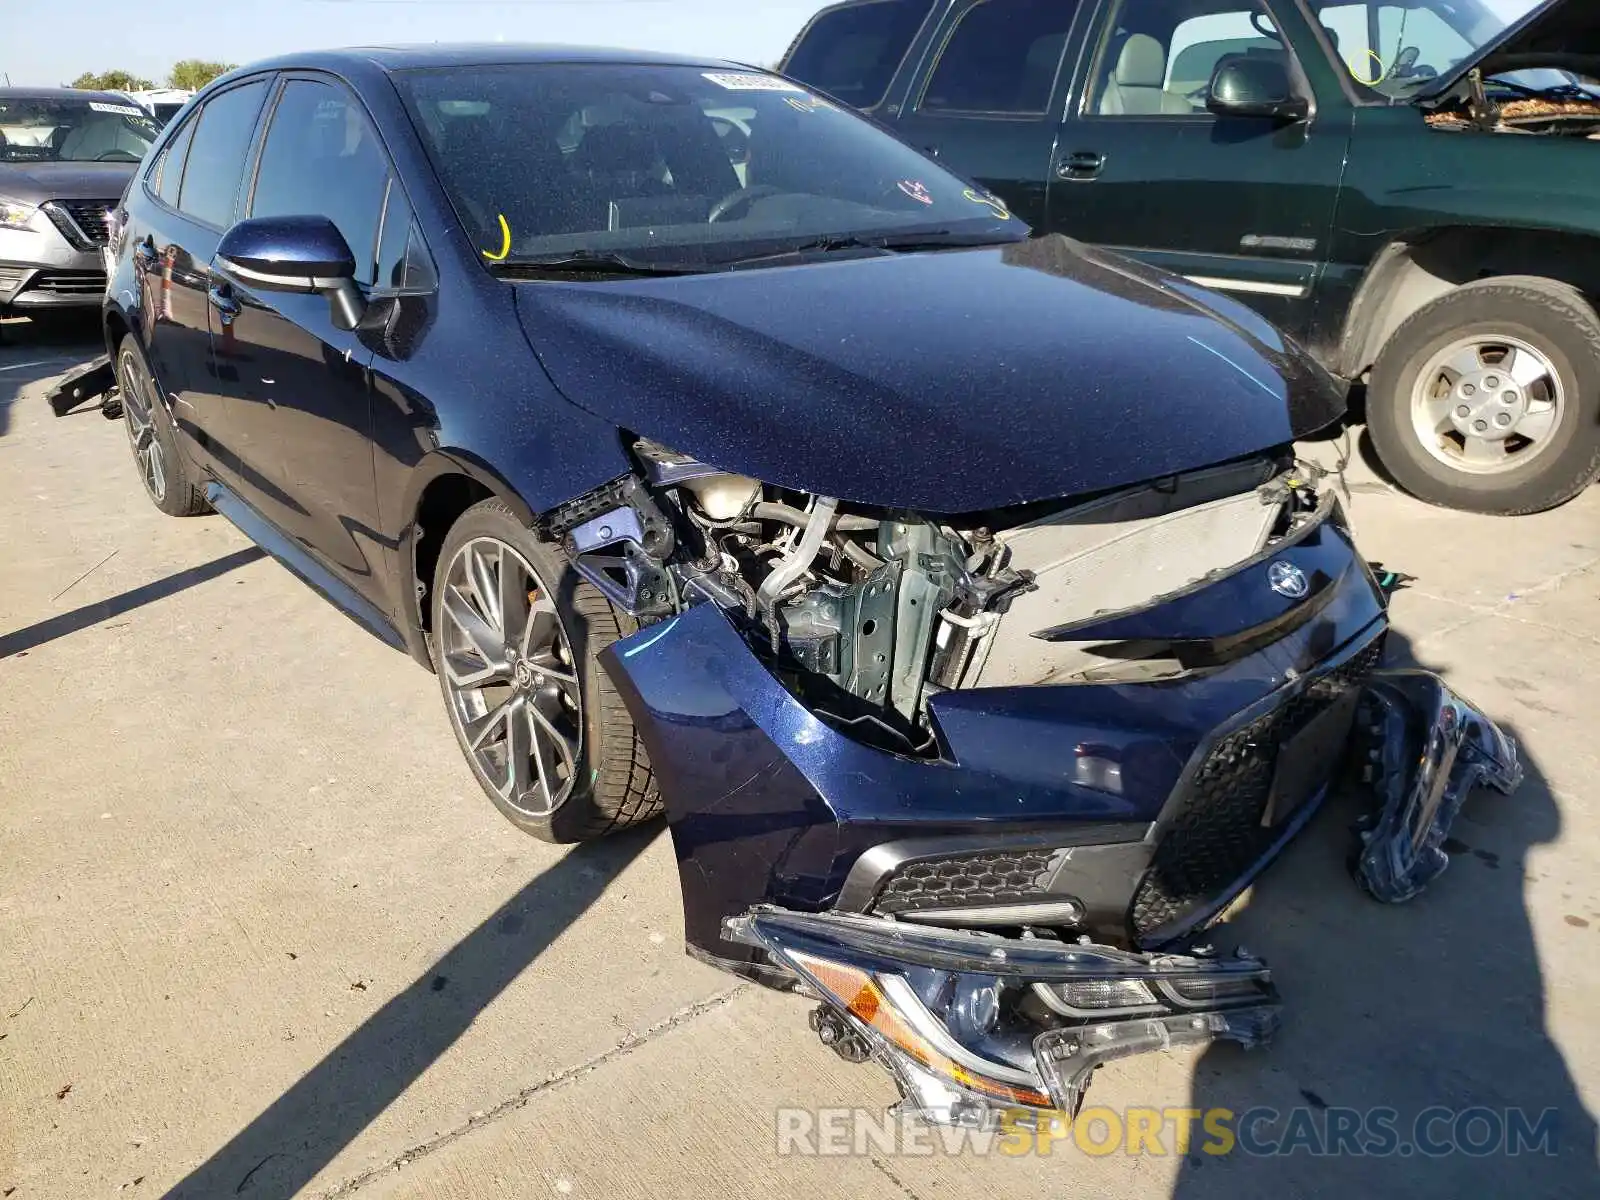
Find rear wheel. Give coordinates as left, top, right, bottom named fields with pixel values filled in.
left=1367, top=277, right=1600, bottom=514
left=115, top=337, right=209, bottom=517
left=432, top=498, right=660, bottom=843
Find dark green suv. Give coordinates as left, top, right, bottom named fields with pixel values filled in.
left=783, top=0, right=1598, bottom=514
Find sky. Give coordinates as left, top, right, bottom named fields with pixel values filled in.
left=0, top=0, right=835, bottom=88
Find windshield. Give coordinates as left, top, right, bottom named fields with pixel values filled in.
left=1312, top=1, right=1549, bottom=98
left=0, top=97, right=158, bottom=163
left=395, top=62, right=1027, bottom=272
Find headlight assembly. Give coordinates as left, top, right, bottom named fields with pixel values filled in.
left=0, top=199, right=39, bottom=230
left=727, top=907, right=1280, bottom=1126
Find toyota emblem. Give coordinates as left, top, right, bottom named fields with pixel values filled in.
left=1267, top=560, right=1309, bottom=600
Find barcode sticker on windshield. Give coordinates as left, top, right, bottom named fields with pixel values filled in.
left=89, top=102, right=143, bottom=115
left=702, top=72, right=804, bottom=93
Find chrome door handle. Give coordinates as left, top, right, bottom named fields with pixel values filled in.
left=1057, top=151, right=1106, bottom=180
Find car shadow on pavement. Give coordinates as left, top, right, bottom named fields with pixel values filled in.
left=161, top=825, right=657, bottom=1199
left=0, top=547, right=268, bottom=660
left=0, top=316, right=105, bottom=440
left=1170, top=630, right=1597, bottom=1199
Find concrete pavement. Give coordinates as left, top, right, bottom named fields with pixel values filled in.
left=2, top=319, right=1597, bottom=1198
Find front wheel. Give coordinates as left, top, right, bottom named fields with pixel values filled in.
left=1366, top=276, right=1600, bottom=514
left=115, top=337, right=209, bottom=517
left=432, top=498, right=660, bottom=843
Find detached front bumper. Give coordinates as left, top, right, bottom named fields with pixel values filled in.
left=718, top=671, right=1518, bottom=1126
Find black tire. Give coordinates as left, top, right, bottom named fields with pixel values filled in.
left=1367, top=276, right=1600, bottom=515
left=114, top=336, right=209, bottom=517
left=432, top=498, right=661, bottom=843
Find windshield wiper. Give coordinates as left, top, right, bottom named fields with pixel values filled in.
left=488, top=250, right=710, bottom=278
left=727, top=229, right=1006, bottom=270
left=1487, top=78, right=1600, bottom=102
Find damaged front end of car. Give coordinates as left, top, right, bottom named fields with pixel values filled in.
left=569, top=439, right=1519, bottom=1125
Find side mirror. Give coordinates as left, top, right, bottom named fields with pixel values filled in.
left=216, top=215, right=365, bottom=331
left=1206, top=56, right=1309, bottom=122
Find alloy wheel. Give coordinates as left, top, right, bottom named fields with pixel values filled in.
left=1408, top=335, right=1564, bottom=475
left=439, top=537, right=582, bottom=817
left=118, top=349, right=167, bottom=502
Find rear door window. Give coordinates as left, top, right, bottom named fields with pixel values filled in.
left=918, top=0, right=1080, bottom=115
left=784, top=0, right=937, bottom=108
left=177, top=80, right=268, bottom=228
left=249, top=78, right=392, bottom=284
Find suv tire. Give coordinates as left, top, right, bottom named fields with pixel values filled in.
left=1367, top=276, right=1600, bottom=514
left=115, top=336, right=210, bottom=517
left=432, top=498, right=661, bottom=843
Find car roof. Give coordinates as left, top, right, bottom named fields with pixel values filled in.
left=240, top=43, right=745, bottom=76
left=0, top=86, right=139, bottom=103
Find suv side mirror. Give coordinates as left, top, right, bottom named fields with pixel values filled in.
left=217, top=215, right=365, bottom=331
left=1206, top=56, right=1309, bottom=122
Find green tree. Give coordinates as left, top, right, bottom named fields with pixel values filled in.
left=70, top=69, right=155, bottom=91
left=167, top=60, right=235, bottom=91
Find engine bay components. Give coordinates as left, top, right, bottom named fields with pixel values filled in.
left=584, top=440, right=1337, bottom=755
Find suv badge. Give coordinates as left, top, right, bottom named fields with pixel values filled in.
left=1268, top=561, right=1309, bottom=600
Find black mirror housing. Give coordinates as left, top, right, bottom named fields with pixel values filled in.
left=1206, top=55, right=1309, bottom=122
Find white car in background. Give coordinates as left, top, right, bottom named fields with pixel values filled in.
left=127, top=88, right=193, bottom=126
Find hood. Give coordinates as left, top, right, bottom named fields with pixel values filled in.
left=0, top=161, right=138, bottom=203
left=514, top=235, right=1344, bottom=513
left=1420, top=0, right=1599, bottom=100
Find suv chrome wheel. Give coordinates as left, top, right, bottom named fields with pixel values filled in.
left=1408, top=334, right=1563, bottom=476
left=439, top=536, right=582, bottom=818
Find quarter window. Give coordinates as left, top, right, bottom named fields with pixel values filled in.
left=250, top=79, right=391, bottom=285
left=918, top=0, right=1079, bottom=116
left=154, top=117, right=196, bottom=209
left=177, top=80, right=267, bottom=228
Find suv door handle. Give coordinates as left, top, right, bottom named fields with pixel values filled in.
left=1057, top=151, right=1106, bottom=181
left=207, top=283, right=240, bottom=323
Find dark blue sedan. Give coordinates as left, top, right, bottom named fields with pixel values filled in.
left=100, top=44, right=1519, bottom=1124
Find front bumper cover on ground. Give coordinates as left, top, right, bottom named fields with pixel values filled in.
left=725, top=669, right=1519, bottom=1126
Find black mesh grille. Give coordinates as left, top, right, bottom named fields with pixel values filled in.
left=43, top=200, right=117, bottom=249
left=1129, top=636, right=1385, bottom=944
left=872, top=847, right=1069, bottom=916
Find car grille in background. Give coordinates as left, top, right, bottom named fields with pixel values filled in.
left=26, top=270, right=108, bottom=296
left=1128, top=636, right=1386, bottom=945
left=42, top=200, right=118, bottom=250
left=870, top=846, right=1071, bottom=916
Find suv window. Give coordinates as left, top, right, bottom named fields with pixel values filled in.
left=178, top=80, right=268, bottom=228
left=919, top=0, right=1079, bottom=115
left=250, top=79, right=391, bottom=284
left=785, top=0, right=936, bottom=109
left=1089, top=1, right=1281, bottom=117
